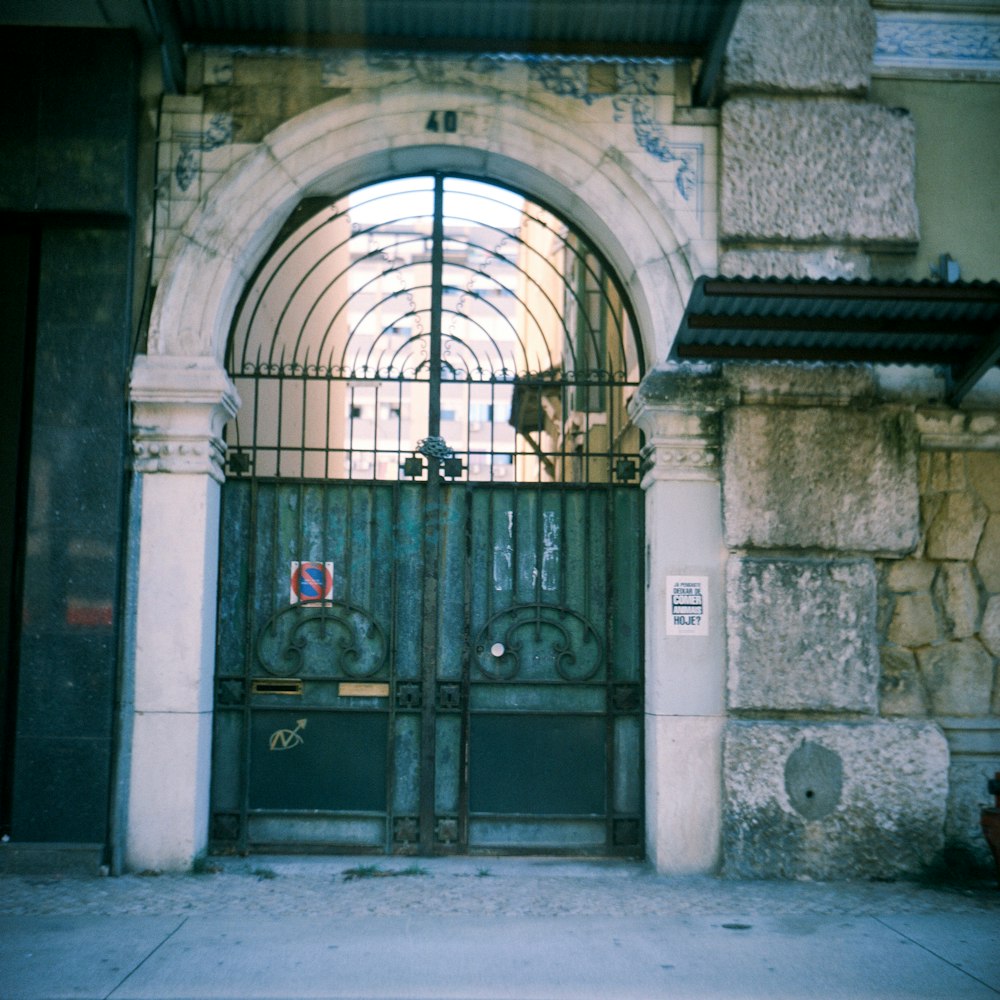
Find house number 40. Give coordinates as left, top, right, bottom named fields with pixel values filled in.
left=426, top=111, right=459, bottom=133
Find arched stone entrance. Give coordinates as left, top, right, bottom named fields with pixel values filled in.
left=126, top=87, right=724, bottom=872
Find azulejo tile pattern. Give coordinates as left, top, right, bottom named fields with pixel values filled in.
left=527, top=58, right=703, bottom=204
left=154, top=50, right=714, bottom=283
left=875, top=13, right=1000, bottom=76
left=174, top=113, right=234, bottom=192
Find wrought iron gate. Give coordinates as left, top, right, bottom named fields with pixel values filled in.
left=210, top=176, right=645, bottom=855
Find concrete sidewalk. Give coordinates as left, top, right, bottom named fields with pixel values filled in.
left=2, top=857, right=998, bottom=999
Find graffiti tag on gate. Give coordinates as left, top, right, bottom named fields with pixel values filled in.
left=269, top=718, right=307, bottom=751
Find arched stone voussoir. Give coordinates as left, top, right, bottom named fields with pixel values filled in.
left=149, top=144, right=307, bottom=362
left=148, top=241, right=256, bottom=360
left=149, top=85, right=692, bottom=370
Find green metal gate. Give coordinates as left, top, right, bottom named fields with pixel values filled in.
left=210, top=176, right=645, bottom=856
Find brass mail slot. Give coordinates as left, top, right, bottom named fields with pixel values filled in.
left=251, top=678, right=303, bottom=696
left=339, top=682, right=390, bottom=698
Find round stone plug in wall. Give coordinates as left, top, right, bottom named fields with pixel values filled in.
left=784, top=741, right=843, bottom=820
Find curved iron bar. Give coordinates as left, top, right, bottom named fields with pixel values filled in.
left=364, top=197, right=589, bottom=372
left=314, top=239, right=429, bottom=369
left=272, top=221, right=364, bottom=368
left=452, top=223, right=610, bottom=378
left=440, top=263, right=559, bottom=373
left=474, top=604, right=603, bottom=682
left=290, top=239, right=427, bottom=368
left=255, top=600, right=388, bottom=679
left=433, top=307, right=521, bottom=378
left=324, top=249, right=429, bottom=365
left=442, top=178, right=643, bottom=375
left=228, top=177, right=642, bottom=379
left=442, top=235, right=570, bottom=373
left=239, top=223, right=429, bottom=373
left=232, top=188, right=638, bottom=385
left=383, top=328, right=436, bottom=379
left=365, top=312, right=428, bottom=375
left=343, top=295, right=535, bottom=381
left=335, top=283, right=434, bottom=375
left=392, top=269, right=524, bottom=373
left=328, top=238, right=573, bottom=379
left=440, top=198, right=616, bottom=353
left=347, top=178, right=436, bottom=222
left=225, top=175, right=646, bottom=482
left=233, top=204, right=354, bottom=371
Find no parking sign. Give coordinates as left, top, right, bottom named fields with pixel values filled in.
left=290, top=561, right=334, bottom=604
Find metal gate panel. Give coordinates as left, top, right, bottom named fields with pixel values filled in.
left=212, top=478, right=642, bottom=855
left=463, top=484, right=642, bottom=853
left=212, top=174, right=645, bottom=857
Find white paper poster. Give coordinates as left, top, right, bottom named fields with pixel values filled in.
left=666, top=575, right=709, bottom=636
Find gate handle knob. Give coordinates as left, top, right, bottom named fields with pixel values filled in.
left=490, top=642, right=505, bottom=658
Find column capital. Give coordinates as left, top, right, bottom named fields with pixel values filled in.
left=130, top=355, right=240, bottom=482
left=629, top=367, right=727, bottom=485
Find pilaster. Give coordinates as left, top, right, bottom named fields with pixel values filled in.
left=629, top=368, right=728, bottom=874
left=124, top=354, right=239, bottom=871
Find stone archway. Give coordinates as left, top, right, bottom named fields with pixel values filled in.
left=147, top=90, right=693, bottom=366
left=125, top=86, right=703, bottom=871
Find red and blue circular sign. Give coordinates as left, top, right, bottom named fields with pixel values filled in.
left=290, top=561, right=334, bottom=603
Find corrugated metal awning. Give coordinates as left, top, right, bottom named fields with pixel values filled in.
left=170, top=0, right=736, bottom=60
left=1, top=1, right=743, bottom=102
left=671, top=276, right=1000, bottom=404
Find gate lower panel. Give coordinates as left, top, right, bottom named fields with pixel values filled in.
left=211, top=479, right=643, bottom=856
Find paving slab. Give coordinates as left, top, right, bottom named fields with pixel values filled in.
left=1, top=859, right=997, bottom=1000
left=0, top=915, right=182, bottom=1000
left=876, top=913, right=1000, bottom=992
left=2, top=912, right=998, bottom=1000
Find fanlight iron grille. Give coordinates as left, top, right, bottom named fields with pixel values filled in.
left=225, top=175, right=644, bottom=484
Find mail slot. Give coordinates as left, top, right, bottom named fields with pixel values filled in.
left=251, top=678, right=303, bottom=696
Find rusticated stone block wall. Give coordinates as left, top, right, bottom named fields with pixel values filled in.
left=723, top=721, right=948, bottom=880
left=718, top=366, right=963, bottom=879
left=727, top=557, right=880, bottom=714
left=718, top=0, right=918, bottom=280
left=720, top=99, right=919, bottom=248
left=723, top=405, right=920, bottom=553
left=722, top=0, right=876, bottom=96
left=879, top=449, right=1000, bottom=867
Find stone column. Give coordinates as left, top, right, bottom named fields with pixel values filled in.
left=630, top=369, right=728, bottom=873
left=125, top=355, right=239, bottom=871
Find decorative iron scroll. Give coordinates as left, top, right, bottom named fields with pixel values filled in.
left=474, top=603, right=603, bottom=681
left=255, top=601, right=387, bottom=679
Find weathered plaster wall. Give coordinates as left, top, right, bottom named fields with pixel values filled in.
left=869, top=78, right=1000, bottom=283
